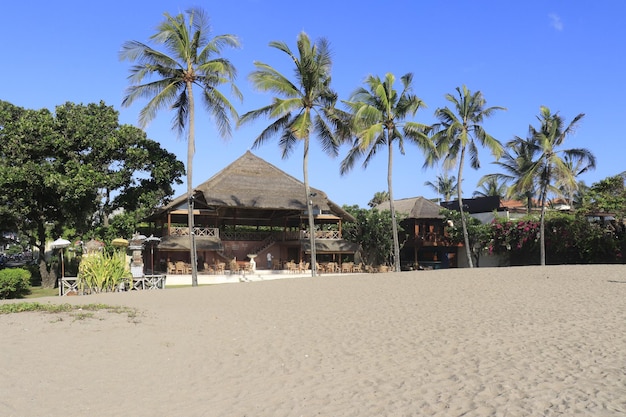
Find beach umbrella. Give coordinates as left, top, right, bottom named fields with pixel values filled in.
left=52, top=238, right=71, bottom=277
left=145, top=235, right=161, bottom=274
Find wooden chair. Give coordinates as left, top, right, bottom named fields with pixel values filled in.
left=167, top=262, right=176, bottom=275
left=341, top=262, right=353, bottom=273
left=229, top=259, right=240, bottom=274
left=214, top=262, right=225, bottom=274
left=272, top=259, right=281, bottom=270
left=175, top=261, right=186, bottom=274
left=352, top=262, right=363, bottom=273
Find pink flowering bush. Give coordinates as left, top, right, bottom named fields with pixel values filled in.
left=489, top=218, right=540, bottom=255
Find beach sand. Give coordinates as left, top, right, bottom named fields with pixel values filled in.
left=1, top=264, right=625, bottom=416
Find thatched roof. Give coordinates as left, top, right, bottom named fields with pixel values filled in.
left=374, top=197, right=444, bottom=219
left=152, top=151, right=354, bottom=222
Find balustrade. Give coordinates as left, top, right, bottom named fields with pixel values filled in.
left=300, top=230, right=342, bottom=239
left=169, top=227, right=219, bottom=237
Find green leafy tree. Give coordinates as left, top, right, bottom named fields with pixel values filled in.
left=238, top=32, right=345, bottom=277
left=424, top=173, right=457, bottom=202
left=342, top=205, right=404, bottom=267
left=440, top=208, right=491, bottom=267
left=429, top=85, right=505, bottom=267
left=0, top=101, right=183, bottom=288
left=340, top=73, right=432, bottom=272
left=120, top=7, right=241, bottom=286
left=582, top=174, right=626, bottom=222
left=0, top=102, right=95, bottom=287
left=520, top=106, right=596, bottom=265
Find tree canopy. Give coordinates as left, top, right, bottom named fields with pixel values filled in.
left=0, top=100, right=184, bottom=287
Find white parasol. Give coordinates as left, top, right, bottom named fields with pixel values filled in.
left=52, top=238, right=71, bottom=277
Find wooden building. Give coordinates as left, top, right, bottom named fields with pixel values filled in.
left=146, top=151, right=358, bottom=273
left=375, top=197, right=459, bottom=269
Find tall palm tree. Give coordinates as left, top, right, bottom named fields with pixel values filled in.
left=424, top=173, right=457, bottom=202
left=340, top=73, right=432, bottom=272
left=120, top=7, right=241, bottom=286
left=238, top=32, right=345, bottom=277
left=520, top=106, right=595, bottom=265
left=429, top=85, right=505, bottom=268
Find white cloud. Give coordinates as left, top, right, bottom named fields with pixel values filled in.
left=549, top=13, right=564, bottom=31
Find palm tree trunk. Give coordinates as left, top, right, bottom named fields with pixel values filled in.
left=187, top=81, right=198, bottom=286
left=388, top=141, right=401, bottom=272
left=458, top=147, right=474, bottom=268
left=539, top=185, right=547, bottom=266
left=303, top=137, right=317, bottom=277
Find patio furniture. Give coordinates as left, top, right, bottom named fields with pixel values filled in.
left=214, top=262, right=225, bottom=274
left=175, top=261, right=187, bottom=274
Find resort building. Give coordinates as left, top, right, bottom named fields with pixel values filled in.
left=146, top=151, right=358, bottom=274
left=375, top=197, right=460, bottom=269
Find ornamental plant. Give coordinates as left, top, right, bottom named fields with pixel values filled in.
left=0, top=268, right=31, bottom=299
left=489, top=218, right=540, bottom=256
left=78, top=251, right=130, bottom=293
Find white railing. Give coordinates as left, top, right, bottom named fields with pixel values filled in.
left=169, top=227, right=219, bottom=237
left=300, top=230, right=342, bottom=239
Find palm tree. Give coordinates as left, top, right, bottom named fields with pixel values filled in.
left=429, top=85, right=505, bottom=268
left=120, top=7, right=241, bottom=286
left=340, top=73, right=432, bottom=272
left=424, top=173, right=457, bottom=202
left=473, top=176, right=507, bottom=198
left=559, top=154, right=595, bottom=207
left=368, top=191, right=390, bottom=208
left=492, top=134, right=541, bottom=213
left=520, top=106, right=595, bottom=265
left=238, top=32, right=345, bottom=277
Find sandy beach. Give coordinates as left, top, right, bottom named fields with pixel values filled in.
left=1, top=264, right=625, bottom=416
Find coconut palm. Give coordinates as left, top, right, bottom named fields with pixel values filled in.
left=340, top=72, right=432, bottom=272
left=520, top=106, right=595, bottom=265
left=473, top=176, right=507, bottom=198
left=368, top=191, right=390, bottom=208
left=429, top=85, right=505, bottom=268
left=424, top=173, right=457, bottom=202
left=238, top=32, right=345, bottom=277
left=120, top=7, right=241, bottom=286
left=480, top=134, right=539, bottom=213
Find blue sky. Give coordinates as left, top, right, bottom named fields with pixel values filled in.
left=2, top=1, right=624, bottom=208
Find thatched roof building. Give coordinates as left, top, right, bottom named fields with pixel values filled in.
left=150, top=151, right=354, bottom=226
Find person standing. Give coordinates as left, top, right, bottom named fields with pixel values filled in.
left=266, top=252, right=273, bottom=269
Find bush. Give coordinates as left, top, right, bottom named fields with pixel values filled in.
left=0, top=268, right=31, bottom=299
left=78, top=251, right=130, bottom=293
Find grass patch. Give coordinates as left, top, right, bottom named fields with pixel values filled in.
left=26, top=287, right=58, bottom=298
left=0, top=302, right=138, bottom=321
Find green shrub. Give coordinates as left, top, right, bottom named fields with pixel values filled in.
left=0, top=268, right=32, bottom=299
left=78, top=251, right=130, bottom=293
